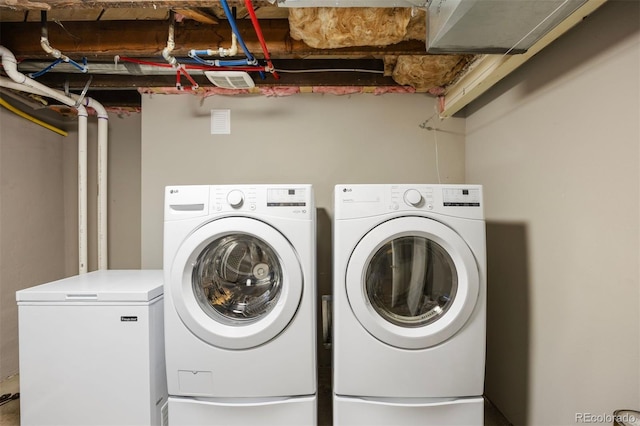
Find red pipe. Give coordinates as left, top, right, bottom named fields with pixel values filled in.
left=243, top=0, right=279, bottom=79
left=119, top=56, right=173, bottom=68
left=179, top=66, right=200, bottom=88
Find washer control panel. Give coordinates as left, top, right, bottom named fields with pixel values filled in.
left=213, top=185, right=313, bottom=218
left=165, top=185, right=314, bottom=221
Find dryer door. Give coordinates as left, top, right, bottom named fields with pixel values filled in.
left=346, top=216, right=480, bottom=349
left=170, top=217, right=303, bottom=350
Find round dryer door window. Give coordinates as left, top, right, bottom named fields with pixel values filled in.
left=366, top=236, right=458, bottom=328
left=170, top=217, right=303, bottom=350
left=346, top=216, right=480, bottom=349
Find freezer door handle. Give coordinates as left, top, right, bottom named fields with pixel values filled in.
left=65, top=293, right=98, bottom=300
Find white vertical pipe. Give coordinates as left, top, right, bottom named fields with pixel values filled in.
left=77, top=111, right=88, bottom=274
left=74, top=97, right=108, bottom=270
left=96, top=113, right=108, bottom=270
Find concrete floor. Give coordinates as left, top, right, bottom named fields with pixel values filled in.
left=0, top=371, right=511, bottom=426
left=0, top=375, right=19, bottom=426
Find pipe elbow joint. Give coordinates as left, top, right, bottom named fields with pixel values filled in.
left=162, top=49, right=178, bottom=67
left=226, top=46, right=238, bottom=57
left=40, top=38, right=62, bottom=59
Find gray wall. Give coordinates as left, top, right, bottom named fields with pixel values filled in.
left=465, top=1, right=640, bottom=424
left=0, top=108, right=141, bottom=379
left=64, top=112, right=143, bottom=272
left=0, top=107, right=68, bottom=379
left=140, top=92, right=466, bottom=269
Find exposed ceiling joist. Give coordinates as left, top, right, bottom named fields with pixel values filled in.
left=0, top=0, right=609, bottom=112
left=0, top=19, right=426, bottom=60
left=172, top=8, right=219, bottom=24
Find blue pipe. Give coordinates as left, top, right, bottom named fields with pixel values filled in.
left=190, top=50, right=213, bottom=56
left=219, top=0, right=256, bottom=63
left=66, top=57, right=89, bottom=73
left=29, top=56, right=88, bottom=78
left=29, top=58, right=63, bottom=78
left=188, top=53, right=255, bottom=67
left=219, top=59, right=255, bottom=66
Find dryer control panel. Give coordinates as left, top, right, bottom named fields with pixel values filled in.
left=335, top=184, right=483, bottom=220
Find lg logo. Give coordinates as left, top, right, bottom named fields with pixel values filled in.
left=342, top=188, right=352, bottom=193
left=169, top=189, right=179, bottom=194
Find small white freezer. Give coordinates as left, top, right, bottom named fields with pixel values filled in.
left=16, top=269, right=167, bottom=426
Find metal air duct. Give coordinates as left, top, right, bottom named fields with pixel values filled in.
left=426, top=0, right=588, bottom=54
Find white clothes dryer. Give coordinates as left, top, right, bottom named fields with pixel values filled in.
left=333, top=184, right=486, bottom=425
left=163, top=185, right=316, bottom=425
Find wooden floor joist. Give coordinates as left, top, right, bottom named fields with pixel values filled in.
left=0, top=19, right=427, bottom=60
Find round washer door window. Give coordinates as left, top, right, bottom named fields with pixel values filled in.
left=192, top=234, right=283, bottom=324
left=346, top=217, right=480, bottom=349
left=170, top=217, right=303, bottom=350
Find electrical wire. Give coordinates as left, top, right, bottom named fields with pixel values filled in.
left=420, top=104, right=445, bottom=184
left=433, top=123, right=441, bottom=184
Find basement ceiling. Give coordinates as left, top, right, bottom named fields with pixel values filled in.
left=0, top=0, right=607, bottom=114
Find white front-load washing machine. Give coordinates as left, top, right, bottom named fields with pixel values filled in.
left=333, top=184, right=486, bottom=426
left=163, top=184, right=316, bottom=425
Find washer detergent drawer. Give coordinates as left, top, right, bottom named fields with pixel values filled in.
left=333, top=395, right=484, bottom=426
left=168, top=395, right=317, bottom=425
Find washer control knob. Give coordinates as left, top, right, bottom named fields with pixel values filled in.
left=227, top=190, right=244, bottom=208
left=404, top=189, right=423, bottom=207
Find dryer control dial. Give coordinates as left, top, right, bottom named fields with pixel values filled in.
left=227, top=190, right=245, bottom=208
left=403, top=189, right=423, bottom=207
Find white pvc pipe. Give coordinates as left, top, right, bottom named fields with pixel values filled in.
left=74, top=97, right=108, bottom=271
left=1, top=75, right=109, bottom=271
left=162, top=11, right=178, bottom=67
left=0, top=46, right=89, bottom=274
left=77, top=115, right=88, bottom=274
left=95, top=105, right=108, bottom=271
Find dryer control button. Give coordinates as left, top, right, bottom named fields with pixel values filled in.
left=227, top=190, right=244, bottom=208
left=404, top=189, right=423, bottom=207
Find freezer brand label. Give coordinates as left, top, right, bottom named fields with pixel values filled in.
left=120, top=316, right=138, bottom=322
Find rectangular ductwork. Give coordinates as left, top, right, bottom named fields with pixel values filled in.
left=426, top=0, right=588, bottom=54
left=275, top=0, right=586, bottom=54
left=276, top=0, right=427, bottom=6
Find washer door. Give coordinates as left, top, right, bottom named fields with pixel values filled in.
left=170, top=217, right=303, bottom=350
left=346, top=217, right=480, bottom=349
